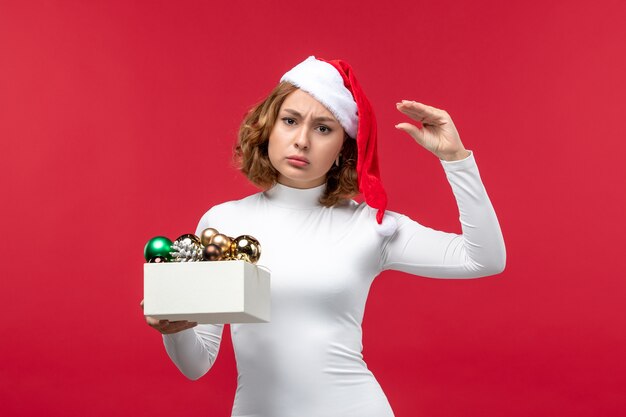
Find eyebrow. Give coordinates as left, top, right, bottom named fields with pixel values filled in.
left=282, top=108, right=338, bottom=124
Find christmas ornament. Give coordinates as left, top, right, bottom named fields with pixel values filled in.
left=178, top=233, right=201, bottom=245
left=170, top=234, right=203, bottom=262
left=232, top=235, right=261, bottom=264
left=144, top=236, right=173, bottom=262
left=148, top=256, right=168, bottom=263
left=143, top=228, right=262, bottom=264
left=210, top=234, right=233, bottom=259
left=202, top=244, right=222, bottom=261
left=200, top=228, right=219, bottom=247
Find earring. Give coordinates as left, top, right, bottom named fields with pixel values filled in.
left=335, top=154, right=341, bottom=167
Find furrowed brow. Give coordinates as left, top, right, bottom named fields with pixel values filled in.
left=283, top=109, right=303, bottom=118
left=313, top=116, right=338, bottom=123
left=283, top=108, right=338, bottom=124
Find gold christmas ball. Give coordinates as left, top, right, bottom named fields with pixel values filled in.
left=232, top=235, right=261, bottom=264
left=211, top=234, right=233, bottom=259
left=200, top=228, right=219, bottom=247
left=202, top=244, right=222, bottom=261
left=175, top=234, right=201, bottom=246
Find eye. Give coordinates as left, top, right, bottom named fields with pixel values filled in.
left=282, top=117, right=296, bottom=125
left=317, top=125, right=332, bottom=134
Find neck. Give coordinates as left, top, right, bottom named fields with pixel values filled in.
left=263, top=182, right=325, bottom=209
left=275, top=175, right=326, bottom=189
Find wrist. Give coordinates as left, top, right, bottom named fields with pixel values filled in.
left=439, top=149, right=471, bottom=161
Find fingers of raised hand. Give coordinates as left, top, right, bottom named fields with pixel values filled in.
left=395, top=122, right=425, bottom=145
left=396, top=100, right=449, bottom=125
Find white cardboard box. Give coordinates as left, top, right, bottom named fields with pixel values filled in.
left=143, top=260, right=270, bottom=324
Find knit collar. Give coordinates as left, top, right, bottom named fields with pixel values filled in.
left=263, top=182, right=325, bottom=209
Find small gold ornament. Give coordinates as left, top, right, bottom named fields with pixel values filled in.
left=210, top=234, right=233, bottom=259
left=200, top=228, right=219, bottom=247
left=202, top=244, right=222, bottom=261
left=232, top=235, right=261, bottom=264
left=177, top=234, right=201, bottom=245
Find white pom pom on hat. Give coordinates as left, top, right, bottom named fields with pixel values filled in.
left=376, top=213, right=398, bottom=237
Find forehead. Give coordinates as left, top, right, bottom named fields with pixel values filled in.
left=281, top=89, right=337, bottom=120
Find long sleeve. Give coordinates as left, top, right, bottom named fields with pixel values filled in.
left=380, top=151, right=506, bottom=278
left=159, top=216, right=226, bottom=380
left=162, top=324, right=224, bottom=380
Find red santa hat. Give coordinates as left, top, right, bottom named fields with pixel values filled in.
left=280, top=56, right=396, bottom=235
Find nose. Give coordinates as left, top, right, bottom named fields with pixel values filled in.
left=293, top=126, right=310, bottom=150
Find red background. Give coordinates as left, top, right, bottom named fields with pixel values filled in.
left=1, top=1, right=625, bottom=416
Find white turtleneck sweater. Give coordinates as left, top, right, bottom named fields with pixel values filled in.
left=161, top=152, right=505, bottom=417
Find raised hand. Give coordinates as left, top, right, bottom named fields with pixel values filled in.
left=395, top=100, right=470, bottom=161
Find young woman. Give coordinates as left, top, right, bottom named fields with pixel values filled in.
left=142, top=56, right=506, bottom=417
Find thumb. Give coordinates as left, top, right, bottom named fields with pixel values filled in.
left=395, top=122, right=426, bottom=147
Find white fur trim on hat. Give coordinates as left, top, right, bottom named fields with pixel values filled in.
left=280, top=56, right=358, bottom=138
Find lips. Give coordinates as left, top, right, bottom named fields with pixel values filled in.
left=286, top=155, right=310, bottom=164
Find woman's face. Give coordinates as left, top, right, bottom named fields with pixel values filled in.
left=268, top=89, right=346, bottom=189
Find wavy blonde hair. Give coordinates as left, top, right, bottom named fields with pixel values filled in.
left=234, top=82, right=359, bottom=207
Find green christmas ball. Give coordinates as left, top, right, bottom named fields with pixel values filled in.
left=144, top=236, right=173, bottom=262
left=148, top=256, right=168, bottom=263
